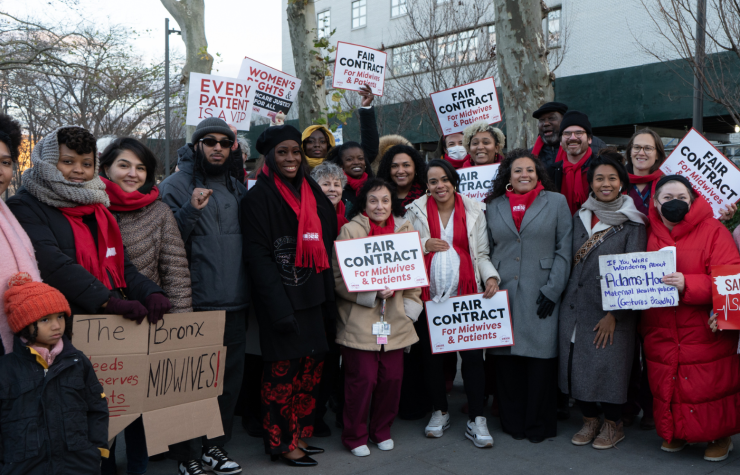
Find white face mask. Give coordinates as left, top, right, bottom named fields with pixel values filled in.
left=447, top=145, right=467, bottom=160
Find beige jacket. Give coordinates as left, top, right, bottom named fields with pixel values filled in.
left=406, top=193, right=499, bottom=292
left=333, top=214, right=423, bottom=352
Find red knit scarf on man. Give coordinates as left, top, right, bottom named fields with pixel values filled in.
left=443, top=153, right=470, bottom=169
left=59, top=204, right=126, bottom=290
left=263, top=165, right=329, bottom=273
left=102, top=177, right=159, bottom=212
left=345, top=172, right=368, bottom=196
left=560, top=148, right=592, bottom=214
left=336, top=200, right=349, bottom=235
left=362, top=212, right=395, bottom=236
left=421, top=193, right=477, bottom=301
left=532, top=136, right=563, bottom=159
left=506, top=182, right=544, bottom=231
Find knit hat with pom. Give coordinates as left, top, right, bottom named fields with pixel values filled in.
left=3, top=273, right=71, bottom=333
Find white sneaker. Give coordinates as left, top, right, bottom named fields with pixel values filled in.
left=466, top=417, right=494, bottom=448
left=372, top=439, right=394, bottom=451
left=425, top=410, right=451, bottom=438
left=351, top=445, right=370, bottom=457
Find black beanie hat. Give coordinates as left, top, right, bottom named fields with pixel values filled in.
left=559, top=110, right=592, bottom=136
left=256, top=125, right=303, bottom=155
left=192, top=117, right=235, bottom=145
left=655, top=174, right=694, bottom=195
left=532, top=101, right=568, bottom=119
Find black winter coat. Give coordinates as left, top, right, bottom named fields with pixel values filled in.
left=6, top=188, right=162, bottom=317
left=340, top=106, right=379, bottom=211
left=0, top=336, right=108, bottom=475
left=242, top=172, right=337, bottom=361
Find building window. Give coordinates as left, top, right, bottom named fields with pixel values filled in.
left=317, top=10, right=331, bottom=39
left=352, top=0, right=367, bottom=29
left=437, top=29, right=479, bottom=66
left=546, top=7, right=561, bottom=48
left=487, top=25, right=496, bottom=47
left=391, top=0, right=407, bottom=18
left=392, top=42, right=428, bottom=75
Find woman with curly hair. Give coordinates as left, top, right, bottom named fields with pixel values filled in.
left=461, top=121, right=506, bottom=168
left=485, top=149, right=572, bottom=443
left=376, top=144, right=427, bottom=209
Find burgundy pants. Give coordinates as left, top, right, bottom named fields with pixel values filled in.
left=341, top=346, right=404, bottom=450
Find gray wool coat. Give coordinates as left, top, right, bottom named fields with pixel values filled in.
left=486, top=191, right=573, bottom=359
left=558, top=213, right=647, bottom=404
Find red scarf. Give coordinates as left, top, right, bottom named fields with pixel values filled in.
left=561, top=148, right=592, bottom=214
left=421, top=193, right=477, bottom=301
left=263, top=165, right=329, bottom=273
left=532, top=136, right=546, bottom=157
left=443, top=153, right=470, bottom=169
left=628, top=169, right=663, bottom=185
left=362, top=212, right=395, bottom=236
left=505, top=182, right=544, bottom=231
left=336, top=200, right=349, bottom=235
left=400, top=182, right=426, bottom=209
left=59, top=204, right=126, bottom=290
left=461, top=154, right=503, bottom=168
left=345, top=172, right=368, bottom=196
left=102, top=177, right=160, bottom=212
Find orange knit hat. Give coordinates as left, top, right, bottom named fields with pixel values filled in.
left=3, top=273, right=71, bottom=333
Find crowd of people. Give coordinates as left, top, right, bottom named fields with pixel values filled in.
left=1, top=89, right=740, bottom=475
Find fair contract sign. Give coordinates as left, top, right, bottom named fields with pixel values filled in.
left=335, top=231, right=428, bottom=292
left=458, top=164, right=499, bottom=203
left=430, top=78, right=502, bottom=135
left=332, top=42, right=387, bottom=96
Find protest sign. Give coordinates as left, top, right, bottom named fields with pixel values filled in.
left=335, top=231, right=428, bottom=292
left=430, top=78, right=502, bottom=136
left=186, top=72, right=257, bottom=130
left=246, top=179, right=257, bottom=190
left=712, top=265, right=740, bottom=330
left=425, top=291, right=513, bottom=354
left=73, top=311, right=226, bottom=455
left=598, top=251, right=678, bottom=311
left=458, top=164, right=499, bottom=203
left=237, top=57, right=301, bottom=119
left=332, top=42, right=387, bottom=96
left=660, top=128, right=740, bottom=218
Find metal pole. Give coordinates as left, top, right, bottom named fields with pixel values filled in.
left=692, top=0, right=707, bottom=133
left=164, top=18, right=171, bottom=177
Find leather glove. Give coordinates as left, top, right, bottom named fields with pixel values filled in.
left=536, top=292, right=556, bottom=319
left=272, top=315, right=300, bottom=335
left=145, top=293, right=172, bottom=324
left=106, top=297, right=148, bottom=324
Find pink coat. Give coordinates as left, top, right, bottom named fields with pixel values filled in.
left=0, top=199, right=41, bottom=353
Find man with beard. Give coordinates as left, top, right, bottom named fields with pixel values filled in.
left=531, top=102, right=606, bottom=168
left=159, top=117, right=248, bottom=475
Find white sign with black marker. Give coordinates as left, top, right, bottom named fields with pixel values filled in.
left=332, top=42, right=387, bottom=96
left=599, top=251, right=678, bottom=311
left=430, top=77, right=502, bottom=136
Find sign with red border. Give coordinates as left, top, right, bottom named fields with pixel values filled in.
left=430, top=77, right=502, bottom=136
left=712, top=265, right=740, bottom=330
left=332, top=41, right=387, bottom=96
left=237, top=56, right=301, bottom=119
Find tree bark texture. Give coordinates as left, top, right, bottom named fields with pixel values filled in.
left=493, top=0, right=553, bottom=149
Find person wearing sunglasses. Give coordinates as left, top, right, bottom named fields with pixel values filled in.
left=158, top=117, right=249, bottom=475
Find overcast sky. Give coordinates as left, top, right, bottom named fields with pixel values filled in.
left=4, top=0, right=283, bottom=76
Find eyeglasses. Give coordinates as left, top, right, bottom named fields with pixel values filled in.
left=200, top=138, right=234, bottom=148
left=632, top=145, right=656, bottom=153
left=562, top=131, right=586, bottom=139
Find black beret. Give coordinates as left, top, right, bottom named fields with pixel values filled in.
left=559, top=110, right=592, bottom=136
left=255, top=125, right=303, bottom=155
left=655, top=174, right=694, bottom=194
left=532, top=102, right=568, bottom=119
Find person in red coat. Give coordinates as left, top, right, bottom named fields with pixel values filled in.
left=643, top=175, right=740, bottom=462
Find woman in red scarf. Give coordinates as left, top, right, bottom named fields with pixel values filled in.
left=461, top=121, right=506, bottom=168
left=436, top=132, right=469, bottom=169
left=376, top=144, right=427, bottom=210
left=406, top=159, right=500, bottom=448
left=330, top=141, right=372, bottom=208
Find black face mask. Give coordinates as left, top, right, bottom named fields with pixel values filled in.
left=660, top=199, right=689, bottom=223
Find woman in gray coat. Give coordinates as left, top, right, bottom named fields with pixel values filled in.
left=558, top=151, right=647, bottom=450
left=486, top=149, right=573, bottom=443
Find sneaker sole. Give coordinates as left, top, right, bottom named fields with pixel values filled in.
left=571, top=438, right=594, bottom=446
left=704, top=441, right=734, bottom=462
left=202, top=462, right=242, bottom=475
left=425, top=421, right=451, bottom=438
left=592, top=435, right=625, bottom=450
left=465, top=431, right=493, bottom=448
left=661, top=444, right=687, bottom=453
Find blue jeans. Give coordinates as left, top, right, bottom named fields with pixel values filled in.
left=101, top=416, right=148, bottom=475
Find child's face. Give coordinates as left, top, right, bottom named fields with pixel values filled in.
left=33, top=313, right=66, bottom=350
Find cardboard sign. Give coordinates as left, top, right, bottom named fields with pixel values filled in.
left=335, top=231, right=428, bottom=292
left=430, top=78, right=502, bottom=135
left=73, top=311, right=227, bottom=455
left=458, top=164, right=499, bottom=203
left=660, top=128, right=740, bottom=218
left=712, top=265, right=740, bottom=330
left=598, top=251, right=678, bottom=310
left=237, top=57, right=301, bottom=119
left=425, top=291, right=514, bottom=354
left=186, top=72, right=257, bottom=131
left=332, top=42, right=387, bottom=96
left=246, top=178, right=257, bottom=190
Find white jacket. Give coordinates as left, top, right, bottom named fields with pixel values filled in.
left=406, top=193, right=499, bottom=292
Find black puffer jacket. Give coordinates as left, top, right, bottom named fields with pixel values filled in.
left=0, top=336, right=109, bottom=475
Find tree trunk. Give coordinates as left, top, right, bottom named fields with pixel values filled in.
left=160, top=0, right=213, bottom=140
left=286, top=0, right=327, bottom=131
left=493, top=0, right=553, bottom=149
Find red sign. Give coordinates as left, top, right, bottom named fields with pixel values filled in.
left=711, top=265, right=740, bottom=330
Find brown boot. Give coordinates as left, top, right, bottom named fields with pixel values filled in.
left=704, top=437, right=733, bottom=462
left=571, top=416, right=600, bottom=446
left=661, top=438, right=687, bottom=452
left=592, top=419, right=625, bottom=449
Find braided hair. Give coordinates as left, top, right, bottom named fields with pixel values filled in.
left=191, top=143, right=239, bottom=196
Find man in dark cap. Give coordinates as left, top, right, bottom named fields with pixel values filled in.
left=532, top=101, right=606, bottom=168
left=159, top=117, right=247, bottom=475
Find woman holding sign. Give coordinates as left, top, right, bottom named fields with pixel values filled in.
left=642, top=175, right=740, bottom=462
left=407, top=159, right=500, bottom=448
left=485, top=149, right=572, bottom=443
left=558, top=151, right=647, bottom=450
left=332, top=178, right=423, bottom=457
left=461, top=121, right=505, bottom=167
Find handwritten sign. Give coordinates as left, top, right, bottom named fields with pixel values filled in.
left=335, top=231, right=428, bottom=292
left=332, top=42, right=387, bottom=96
left=598, top=251, right=678, bottom=310
left=458, top=164, right=499, bottom=203
left=712, top=265, right=740, bottom=330
left=186, top=72, right=257, bottom=130
left=237, top=57, right=301, bottom=119
left=660, top=128, right=740, bottom=218
left=430, top=78, right=502, bottom=135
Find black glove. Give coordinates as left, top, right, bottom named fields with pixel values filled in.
left=106, top=297, right=148, bottom=323
left=272, top=315, right=300, bottom=335
left=144, top=293, right=172, bottom=324
left=536, top=292, right=556, bottom=319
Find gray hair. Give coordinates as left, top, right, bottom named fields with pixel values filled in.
left=237, top=136, right=251, bottom=157
left=310, top=161, right=347, bottom=188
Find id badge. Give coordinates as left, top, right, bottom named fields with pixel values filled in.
left=372, top=322, right=391, bottom=335
left=376, top=335, right=388, bottom=345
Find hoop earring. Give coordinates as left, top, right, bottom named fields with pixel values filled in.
left=506, top=183, right=513, bottom=192
left=426, top=189, right=432, bottom=197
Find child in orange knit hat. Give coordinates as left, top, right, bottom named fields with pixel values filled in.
left=0, top=272, right=109, bottom=475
